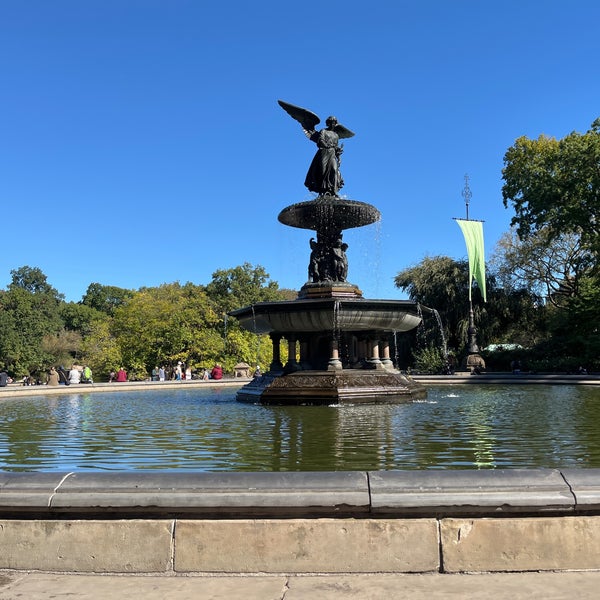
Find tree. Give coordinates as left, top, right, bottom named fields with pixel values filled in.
left=394, top=256, right=543, bottom=360
left=80, top=319, right=123, bottom=379
left=394, top=256, right=472, bottom=354
left=9, top=265, right=64, bottom=298
left=491, top=228, right=592, bottom=309
left=110, top=282, right=223, bottom=377
left=204, top=263, right=289, bottom=371
left=60, top=301, right=106, bottom=335
left=502, top=118, right=600, bottom=255
left=0, top=267, right=65, bottom=376
left=501, top=119, right=600, bottom=367
left=81, top=283, right=134, bottom=315
left=205, top=263, right=283, bottom=314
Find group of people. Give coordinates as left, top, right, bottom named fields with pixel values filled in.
left=46, top=365, right=94, bottom=386
left=108, top=368, right=128, bottom=382
left=0, top=361, right=234, bottom=388
left=150, top=363, right=224, bottom=382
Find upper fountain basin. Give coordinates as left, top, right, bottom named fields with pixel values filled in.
left=229, top=298, right=421, bottom=335
left=278, top=197, right=381, bottom=231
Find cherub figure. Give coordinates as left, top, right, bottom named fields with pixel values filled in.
left=278, top=100, right=355, bottom=197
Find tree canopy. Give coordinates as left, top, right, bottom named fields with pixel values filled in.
left=0, top=266, right=65, bottom=375
left=502, top=118, right=600, bottom=255
left=490, top=228, right=592, bottom=308
left=0, top=263, right=285, bottom=380
left=395, top=255, right=543, bottom=360
left=500, top=117, right=600, bottom=369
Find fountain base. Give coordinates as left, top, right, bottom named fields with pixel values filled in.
left=298, top=281, right=363, bottom=299
left=236, top=369, right=426, bottom=405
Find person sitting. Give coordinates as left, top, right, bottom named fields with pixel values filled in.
left=82, top=365, right=93, bottom=384
left=211, top=363, right=223, bottom=380
left=58, top=366, right=70, bottom=385
left=68, top=365, right=81, bottom=384
left=47, top=367, right=60, bottom=386
left=116, top=367, right=127, bottom=382
left=0, top=371, right=8, bottom=387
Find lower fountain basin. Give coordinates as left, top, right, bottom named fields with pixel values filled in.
left=236, top=369, right=427, bottom=404
left=229, top=298, right=421, bottom=335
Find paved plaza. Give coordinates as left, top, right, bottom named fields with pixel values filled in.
left=3, top=571, right=600, bottom=599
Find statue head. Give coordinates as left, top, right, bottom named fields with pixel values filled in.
left=326, top=116, right=338, bottom=127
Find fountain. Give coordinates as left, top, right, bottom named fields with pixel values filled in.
left=229, top=101, right=426, bottom=404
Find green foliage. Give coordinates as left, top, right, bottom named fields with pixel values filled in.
left=0, top=267, right=65, bottom=376
left=502, top=119, right=600, bottom=255
left=9, top=266, right=64, bottom=298
left=205, top=262, right=283, bottom=314
left=501, top=119, right=600, bottom=367
left=41, top=330, right=83, bottom=368
left=111, top=282, right=222, bottom=376
left=81, top=283, right=134, bottom=315
left=60, top=302, right=105, bottom=335
left=395, top=256, right=480, bottom=354
left=80, top=319, right=122, bottom=380
left=395, top=255, right=544, bottom=363
left=204, top=263, right=288, bottom=371
left=491, top=228, right=591, bottom=309
left=412, top=345, right=446, bottom=374
left=532, top=275, right=600, bottom=371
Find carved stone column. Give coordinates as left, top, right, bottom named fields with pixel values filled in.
left=299, top=337, right=311, bottom=370
left=368, top=337, right=383, bottom=370
left=380, top=338, right=394, bottom=371
left=269, top=333, right=283, bottom=373
left=284, top=336, right=299, bottom=373
left=354, top=337, right=368, bottom=368
left=328, top=338, right=343, bottom=371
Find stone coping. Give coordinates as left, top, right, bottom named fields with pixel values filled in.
left=0, top=372, right=600, bottom=401
left=0, top=468, right=599, bottom=518
left=0, top=378, right=248, bottom=397
left=1, top=372, right=599, bottom=399
left=412, top=373, right=600, bottom=384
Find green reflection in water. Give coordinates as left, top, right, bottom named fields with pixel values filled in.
left=1, top=384, right=600, bottom=471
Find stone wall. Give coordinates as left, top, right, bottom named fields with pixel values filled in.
left=1, top=469, right=600, bottom=573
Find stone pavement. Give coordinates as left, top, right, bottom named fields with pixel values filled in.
left=2, top=571, right=600, bottom=599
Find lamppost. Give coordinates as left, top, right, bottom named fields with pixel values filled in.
left=461, top=175, right=479, bottom=354
left=455, top=174, right=486, bottom=372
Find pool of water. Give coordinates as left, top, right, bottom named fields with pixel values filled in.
left=1, top=384, right=600, bottom=471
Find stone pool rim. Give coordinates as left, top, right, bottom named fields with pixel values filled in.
left=2, top=371, right=600, bottom=400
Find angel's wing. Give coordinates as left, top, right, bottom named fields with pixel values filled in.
left=334, top=124, right=355, bottom=139
left=278, top=100, right=320, bottom=131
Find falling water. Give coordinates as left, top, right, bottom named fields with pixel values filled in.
left=416, top=304, right=448, bottom=361
left=332, top=299, right=341, bottom=343
left=431, top=308, right=448, bottom=360
left=250, top=306, right=261, bottom=366
left=415, top=303, right=427, bottom=349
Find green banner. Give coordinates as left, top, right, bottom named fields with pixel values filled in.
left=456, top=219, right=487, bottom=302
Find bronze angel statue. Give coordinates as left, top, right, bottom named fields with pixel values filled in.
left=278, top=100, right=355, bottom=197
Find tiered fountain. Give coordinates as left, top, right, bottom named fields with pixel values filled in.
left=230, top=101, right=426, bottom=404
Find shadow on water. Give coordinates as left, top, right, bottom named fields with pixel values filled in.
left=1, top=385, right=600, bottom=471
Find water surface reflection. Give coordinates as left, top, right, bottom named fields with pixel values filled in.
left=1, top=384, right=599, bottom=471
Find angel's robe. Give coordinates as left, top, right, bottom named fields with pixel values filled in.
left=304, top=128, right=343, bottom=195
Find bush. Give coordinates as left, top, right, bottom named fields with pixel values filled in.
left=413, top=345, right=446, bottom=373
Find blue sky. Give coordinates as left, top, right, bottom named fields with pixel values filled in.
left=1, top=1, right=599, bottom=302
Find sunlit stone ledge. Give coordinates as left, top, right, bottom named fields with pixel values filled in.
left=0, top=469, right=598, bottom=518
